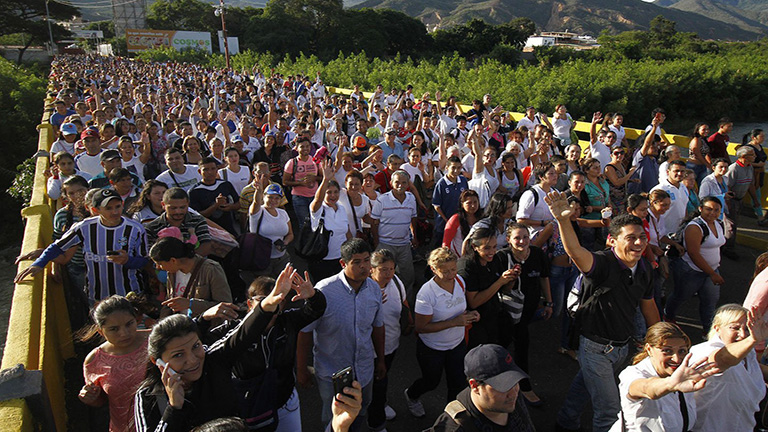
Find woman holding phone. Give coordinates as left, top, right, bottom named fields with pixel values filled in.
left=134, top=265, right=311, bottom=432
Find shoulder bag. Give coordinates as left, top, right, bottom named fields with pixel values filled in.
left=237, top=211, right=272, bottom=271
left=295, top=208, right=331, bottom=261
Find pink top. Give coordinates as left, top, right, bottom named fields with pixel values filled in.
left=744, top=266, right=768, bottom=350
left=83, top=339, right=148, bottom=432
left=284, top=156, right=319, bottom=197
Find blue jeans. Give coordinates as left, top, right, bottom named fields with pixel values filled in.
left=317, top=376, right=374, bottom=431
left=686, top=161, right=709, bottom=186
left=557, top=336, right=630, bottom=432
left=665, top=258, right=720, bottom=332
left=550, top=264, right=578, bottom=318
left=292, top=194, right=313, bottom=230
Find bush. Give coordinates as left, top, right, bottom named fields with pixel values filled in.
left=7, top=157, right=36, bottom=206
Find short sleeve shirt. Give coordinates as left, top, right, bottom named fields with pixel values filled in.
left=415, top=276, right=467, bottom=351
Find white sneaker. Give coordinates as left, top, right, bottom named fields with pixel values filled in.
left=385, top=404, right=396, bottom=420
left=404, top=388, right=425, bottom=417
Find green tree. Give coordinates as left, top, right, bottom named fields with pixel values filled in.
left=146, top=0, right=218, bottom=33
left=0, top=0, right=79, bottom=63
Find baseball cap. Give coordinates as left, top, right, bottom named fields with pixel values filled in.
left=464, top=344, right=528, bottom=393
left=100, top=149, right=120, bottom=162
left=60, top=123, right=77, bottom=136
left=264, top=183, right=283, bottom=197
left=354, top=136, right=367, bottom=149
left=81, top=128, right=100, bottom=140
left=91, top=188, right=122, bottom=208
left=384, top=126, right=397, bottom=135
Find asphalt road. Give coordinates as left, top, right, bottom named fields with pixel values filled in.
left=295, top=242, right=765, bottom=432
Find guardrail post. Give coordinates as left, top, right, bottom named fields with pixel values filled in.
left=0, top=365, right=56, bottom=431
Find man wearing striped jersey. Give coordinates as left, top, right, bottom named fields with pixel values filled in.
left=15, top=189, right=149, bottom=302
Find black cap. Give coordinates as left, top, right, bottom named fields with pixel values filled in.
left=100, top=149, right=120, bottom=162
left=464, top=345, right=528, bottom=392
left=91, top=188, right=122, bottom=208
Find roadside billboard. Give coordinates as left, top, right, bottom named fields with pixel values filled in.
left=125, top=29, right=212, bottom=53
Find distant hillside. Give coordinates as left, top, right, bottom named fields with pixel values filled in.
left=655, top=0, right=768, bottom=26
left=354, top=0, right=767, bottom=40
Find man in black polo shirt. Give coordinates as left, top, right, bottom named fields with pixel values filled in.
left=544, top=191, right=660, bottom=432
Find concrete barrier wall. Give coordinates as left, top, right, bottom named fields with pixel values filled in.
left=0, top=97, right=74, bottom=431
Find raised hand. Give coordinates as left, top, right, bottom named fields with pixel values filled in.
left=592, top=112, right=603, bottom=124
left=747, top=305, right=768, bottom=343
left=290, top=270, right=316, bottom=301
left=544, top=191, right=573, bottom=221
left=262, top=263, right=296, bottom=311
left=668, top=353, right=719, bottom=393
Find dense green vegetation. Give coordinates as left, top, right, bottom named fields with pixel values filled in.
left=144, top=0, right=534, bottom=62
left=1, top=57, right=46, bottom=244
left=136, top=16, right=768, bottom=129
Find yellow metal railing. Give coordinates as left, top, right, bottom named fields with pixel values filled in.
left=0, top=96, right=75, bottom=431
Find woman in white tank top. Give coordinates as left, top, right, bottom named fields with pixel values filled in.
left=665, top=197, right=726, bottom=333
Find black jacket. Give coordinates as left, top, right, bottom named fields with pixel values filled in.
left=134, top=303, right=276, bottom=432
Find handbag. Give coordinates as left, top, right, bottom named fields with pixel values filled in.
left=499, top=251, right=524, bottom=324
left=295, top=209, right=331, bottom=261
left=348, top=191, right=374, bottom=247
left=237, top=212, right=272, bottom=271
left=393, top=277, right=414, bottom=336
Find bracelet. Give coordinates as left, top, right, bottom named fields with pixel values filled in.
left=543, top=301, right=554, bottom=308
left=186, top=299, right=193, bottom=317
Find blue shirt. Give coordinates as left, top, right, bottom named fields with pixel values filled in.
left=378, top=141, right=405, bottom=161
left=432, top=175, right=468, bottom=230
left=301, top=270, right=383, bottom=386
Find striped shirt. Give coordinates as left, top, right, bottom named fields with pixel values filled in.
left=371, top=191, right=417, bottom=246
left=56, top=216, right=148, bottom=301
left=53, top=207, right=84, bottom=268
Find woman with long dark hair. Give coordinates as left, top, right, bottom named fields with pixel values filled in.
left=458, top=227, right=518, bottom=348
left=129, top=180, right=169, bottom=223
left=687, top=123, right=711, bottom=185
left=442, top=189, right=482, bottom=257
left=134, top=265, right=302, bottom=432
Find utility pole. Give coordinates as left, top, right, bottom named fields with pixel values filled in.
left=44, top=0, right=56, bottom=55
left=215, top=0, right=230, bottom=70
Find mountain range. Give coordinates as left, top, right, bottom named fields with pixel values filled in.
left=73, top=0, right=768, bottom=41
left=353, top=0, right=768, bottom=40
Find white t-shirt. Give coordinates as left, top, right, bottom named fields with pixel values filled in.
left=551, top=114, right=572, bottom=139
left=688, top=336, right=765, bottom=432
left=610, top=357, right=696, bottom=432
left=338, top=189, right=370, bottom=235
left=249, top=207, right=290, bottom=259
left=380, top=275, right=406, bottom=355
left=156, top=165, right=202, bottom=192
left=51, top=139, right=75, bottom=155
left=590, top=141, right=612, bottom=171
left=609, top=125, right=626, bottom=144
left=122, top=156, right=146, bottom=183
left=311, top=202, right=349, bottom=260
left=401, top=162, right=423, bottom=181
left=682, top=218, right=725, bottom=273
left=516, top=185, right=554, bottom=235
left=516, top=116, right=539, bottom=131
left=132, top=206, right=162, bottom=224
left=658, top=161, right=669, bottom=184
left=219, top=166, right=250, bottom=195
left=74, top=152, right=104, bottom=178
left=173, top=271, right=192, bottom=298
left=648, top=211, right=668, bottom=248
left=651, top=180, right=689, bottom=234
left=414, top=276, right=467, bottom=351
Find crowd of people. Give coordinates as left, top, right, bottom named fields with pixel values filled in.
left=13, top=53, right=768, bottom=432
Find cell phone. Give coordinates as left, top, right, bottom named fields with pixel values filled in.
left=155, top=359, right=177, bottom=376
left=332, top=366, right=355, bottom=399
left=106, top=250, right=120, bottom=256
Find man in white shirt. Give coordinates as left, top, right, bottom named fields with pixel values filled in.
left=156, top=148, right=202, bottom=192
left=651, top=160, right=689, bottom=234
left=588, top=112, right=614, bottom=170
left=74, top=128, right=105, bottom=177
left=371, top=170, right=418, bottom=298
left=516, top=106, right=540, bottom=131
